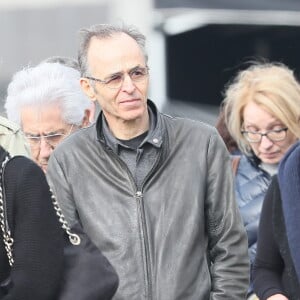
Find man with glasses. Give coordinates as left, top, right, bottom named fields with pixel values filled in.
left=4, top=62, right=92, bottom=172
left=47, top=23, right=249, bottom=299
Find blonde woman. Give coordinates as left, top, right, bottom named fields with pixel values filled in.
left=223, top=62, right=300, bottom=298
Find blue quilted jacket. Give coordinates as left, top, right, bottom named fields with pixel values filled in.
left=235, top=155, right=272, bottom=264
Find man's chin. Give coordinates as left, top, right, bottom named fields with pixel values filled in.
left=121, top=108, right=147, bottom=122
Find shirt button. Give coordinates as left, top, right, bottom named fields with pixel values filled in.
left=153, top=138, right=159, bottom=144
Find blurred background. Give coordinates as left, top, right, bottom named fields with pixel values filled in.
left=2, top=0, right=300, bottom=124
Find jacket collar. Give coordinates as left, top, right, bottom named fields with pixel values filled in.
left=95, top=99, right=164, bottom=150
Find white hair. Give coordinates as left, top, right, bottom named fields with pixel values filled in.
left=5, top=62, right=91, bottom=126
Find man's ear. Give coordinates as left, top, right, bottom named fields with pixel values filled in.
left=80, top=77, right=97, bottom=101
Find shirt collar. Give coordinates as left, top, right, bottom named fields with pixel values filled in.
left=98, top=100, right=163, bottom=153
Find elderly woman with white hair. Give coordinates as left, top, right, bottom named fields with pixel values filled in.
left=4, top=62, right=92, bottom=172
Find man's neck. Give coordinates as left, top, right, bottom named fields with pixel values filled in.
left=104, top=113, right=150, bottom=140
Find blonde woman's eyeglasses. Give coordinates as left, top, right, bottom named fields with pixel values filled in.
left=241, top=127, right=288, bottom=143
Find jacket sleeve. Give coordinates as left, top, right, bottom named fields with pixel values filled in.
left=3, top=156, right=64, bottom=300
left=206, top=133, right=250, bottom=299
left=252, top=177, right=285, bottom=299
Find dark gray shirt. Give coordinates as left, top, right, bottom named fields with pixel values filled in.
left=102, top=107, right=162, bottom=190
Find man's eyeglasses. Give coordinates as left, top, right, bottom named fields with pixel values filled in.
left=85, top=66, right=149, bottom=90
left=25, top=124, right=74, bottom=150
left=241, top=127, right=288, bottom=143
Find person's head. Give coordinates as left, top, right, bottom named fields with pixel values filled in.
left=215, top=102, right=239, bottom=154
left=5, top=62, right=92, bottom=172
left=42, top=55, right=80, bottom=70
left=78, top=23, right=150, bottom=133
left=42, top=56, right=97, bottom=123
left=223, top=62, right=300, bottom=164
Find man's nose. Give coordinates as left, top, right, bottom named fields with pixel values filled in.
left=38, top=138, right=53, bottom=158
left=120, top=74, right=136, bottom=93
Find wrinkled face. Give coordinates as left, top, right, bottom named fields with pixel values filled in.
left=21, top=105, right=75, bottom=172
left=80, top=33, right=149, bottom=127
left=243, top=101, right=297, bottom=164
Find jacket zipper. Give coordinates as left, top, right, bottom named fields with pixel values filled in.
left=135, top=191, right=152, bottom=300
left=105, top=147, right=153, bottom=298
left=136, top=147, right=163, bottom=300
left=105, top=146, right=162, bottom=299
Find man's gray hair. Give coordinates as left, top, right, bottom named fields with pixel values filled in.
left=78, top=23, right=148, bottom=77
left=5, top=62, right=91, bottom=126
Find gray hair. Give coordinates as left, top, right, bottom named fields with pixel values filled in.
left=78, top=23, right=148, bottom=77
left=5, top=62, right=91, bottom=126
left=42, top=56, right=80, bottom=71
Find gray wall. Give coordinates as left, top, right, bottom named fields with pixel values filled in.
left=0, top=4, right=109, bottom=115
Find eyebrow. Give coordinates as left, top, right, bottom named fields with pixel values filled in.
left=244, top=122, right=285, bottom=130
left=104, top=65, right=144, bottom=79
left=24, top=129, right=66, bottom=136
